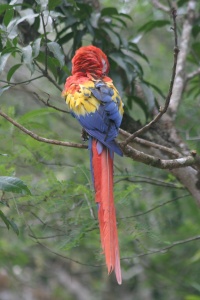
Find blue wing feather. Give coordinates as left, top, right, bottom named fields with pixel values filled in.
left=72, top=80, right=123, bottom=156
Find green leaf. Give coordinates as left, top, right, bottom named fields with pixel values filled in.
left=48, top=0, right=62, bottom=10
left=47, top=42, right=65, bottom=67
left=58, top=32, right=74, bottom=45
left=128, top=97, right=147, bottom=124
left=1, top=46, right=20, bottom=55
left=140, top=82, right=155, bottom=112
left=21, top=45, right=34, bottom=73
left=0, top=210, right=19, bottom=235
left=112, top=16, right=127, bottom=28
left=32, top=38, right=42, bottom=58
left=0, top=53, right=11, bottom=73
left=7, top=63, right=22, bottom=81
left=36, top=51, right=59, bottom=78
left=129, top=42, right=149, bottom=63
left=102, top=26, right=120, bottom=49
left=0, top=4, right=10, bottom=14
left=124, top=54, right=143, bottom=76
left=109, top=52, right=133, bottom=83
left=0, top=176, right=31, bottom=195
left=191, top=42, right=200, bottom=59
left=8, top=219, right=19, bottom=235
left=133, top=95, right=149, bottom=120
left=192, top=24, right=200, bottom=38
left=119, top=13, right=132, bottom=21
left=138, top=20, right=170, bottom=33
left=101, top=7, right=119, bottom=16
left=3, top=8, right=14, bottom=27
left=177, top=0, right=189, bottom=6
left=0, top=85, right=11, bottom=96
left=0, top=210, right=10, bottom=229
left=143, top=80, right=166, bottom=99
left=76, top=3, right=92, bottom=17
left=35, top=0, right=48, bottom=10
left=15, top=13, right=39, bottom=26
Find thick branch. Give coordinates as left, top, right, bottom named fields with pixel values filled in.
left=168, top=0, right=196, bottom=118
left=122, top=144, right=200, bottom=169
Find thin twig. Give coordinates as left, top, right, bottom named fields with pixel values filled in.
left=34, top=61, right=62, bottom=91
left=84, top=193, right=96, bottom=220
left=119, top=128, right=181, bottom=157
left=122, top=234, right=200, bottom=260
left=29, top=227, right=101, bottom=267
left=186, top=67, right=200, bottom=81
left=115, top=176, right=185, bottom=189
left=40, top=12, right=48, bottom=74
left=0, top=75, right=44, bottom=86
left=121, top=8, right=179, bottom=147
left=33, top=92, right=69, bottom=114
left=29, top=233, right=67, bottom=239
left=120, top=194, right=189, bottom=219
left=32, top=226, right=200, bottom=266
left=0, top=109, right=87, bottom=149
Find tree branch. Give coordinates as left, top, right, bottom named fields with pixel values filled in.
left=123, top=234, right=200, bottom=260
left=1, top=109, right=200, bottom=170
left=40, top=12, right=48, bottom=74
left=186, top=66, right=200, bottom=82
left=122, top=144, right=200, bottom=169
left=119, top=128, right=181, bottom=157
left=168, top=0, right=197, bottom=119
left=33, top=92, right=69, bottom=114
left=0, top=75, right=44, bottom=86
left=120, top=194, right=189, bottom=219
left=151, top=0, right=170, bottom=12
left=122, top=8, right=179, bottom=146
left=34, top=61, right=62, bottom=91
left=0, top=109, right=86, bottom=149
left=115, top=176, right=185, bottom=189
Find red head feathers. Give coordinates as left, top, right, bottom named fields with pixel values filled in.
left=71, top=45, right=110, bottom=77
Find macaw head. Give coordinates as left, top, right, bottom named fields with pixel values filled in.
left=71, top=45, right=110, bottom=77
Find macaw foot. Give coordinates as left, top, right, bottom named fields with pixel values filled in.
left=81, top=128, right=89, bottom=141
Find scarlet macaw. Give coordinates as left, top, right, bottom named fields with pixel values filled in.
left=62, top=45, right=124, bottom=284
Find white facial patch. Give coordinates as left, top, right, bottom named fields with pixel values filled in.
left=102, top=58, right=107, bottom=73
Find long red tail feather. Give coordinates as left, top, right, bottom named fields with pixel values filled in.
left=91, top=139, right=122, bottom=284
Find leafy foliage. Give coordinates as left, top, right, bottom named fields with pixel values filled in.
left=0, top=176, right=31, bottom=194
